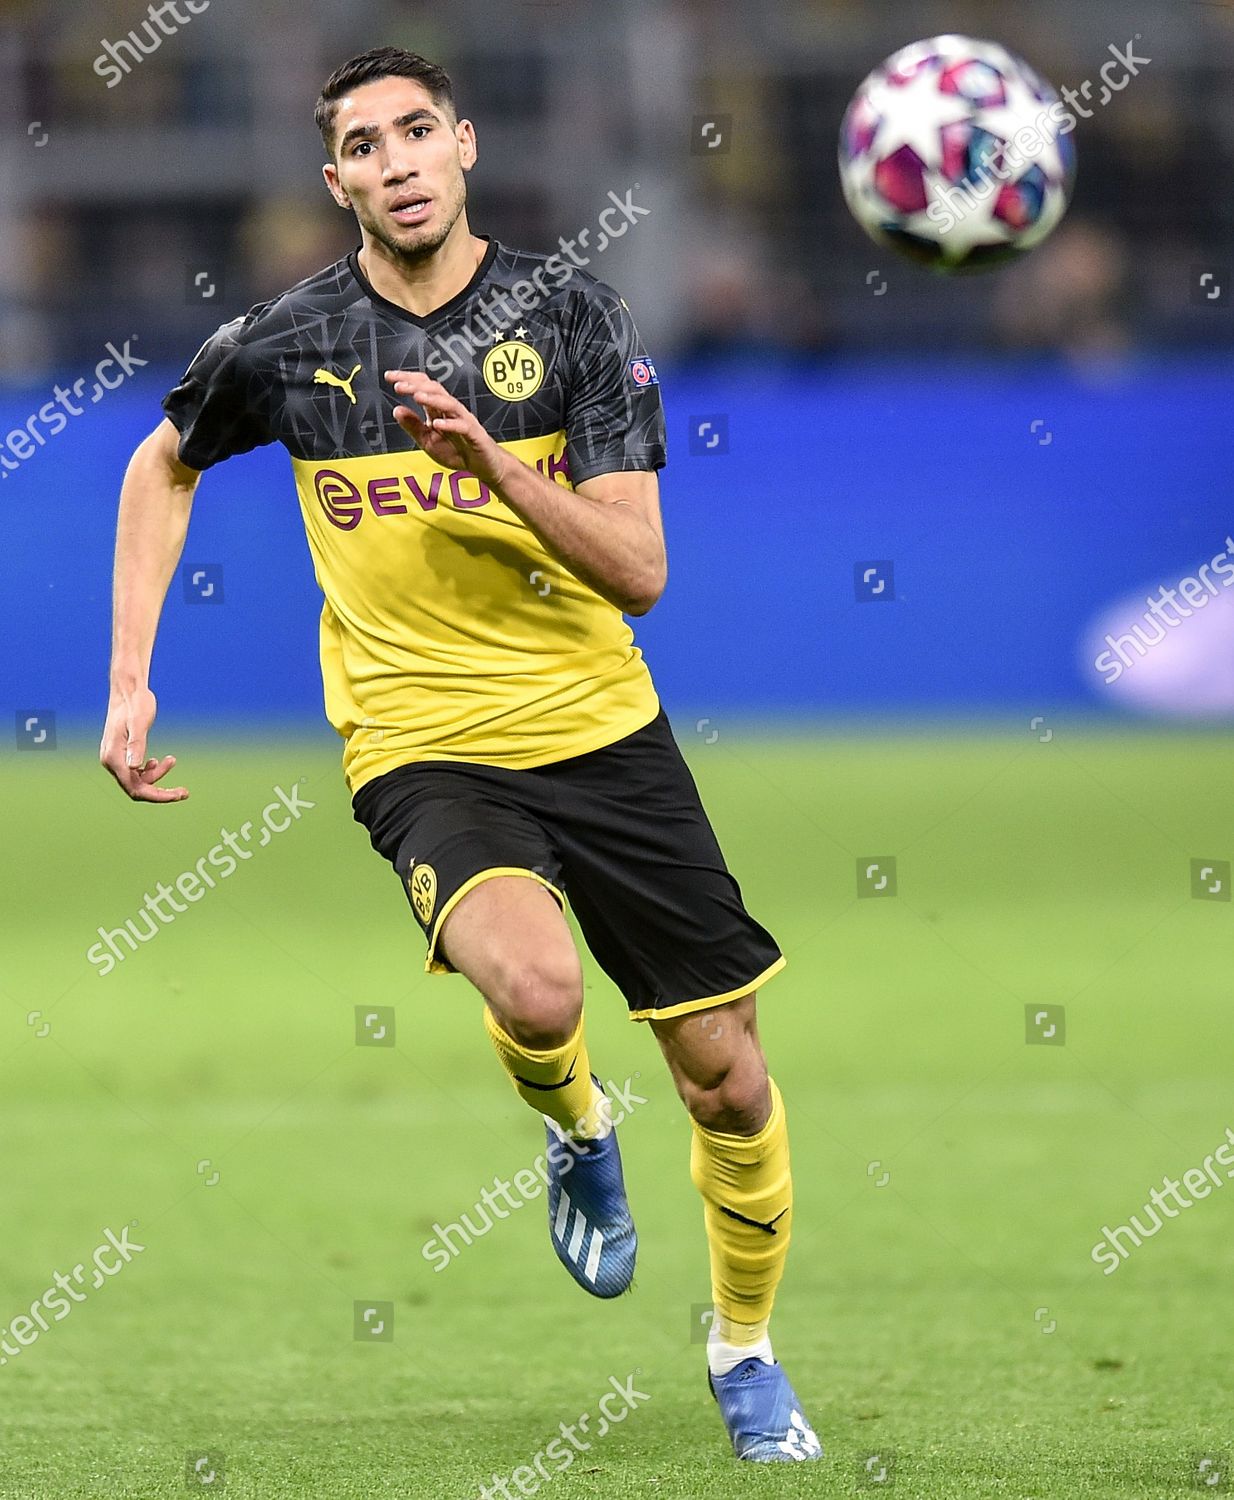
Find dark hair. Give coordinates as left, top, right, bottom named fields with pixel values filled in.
left=315, top=47, right=456, bottom=157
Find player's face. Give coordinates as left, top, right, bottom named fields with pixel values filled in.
left=326, top=77, right=475, bottom=261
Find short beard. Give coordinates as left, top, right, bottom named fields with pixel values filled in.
left=359, top=186, right=465, bottom=267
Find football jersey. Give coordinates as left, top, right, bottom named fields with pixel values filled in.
left=162, top=237, right=667, bottom=793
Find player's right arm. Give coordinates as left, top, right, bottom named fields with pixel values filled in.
left=100, top=308, right=274, bottom=803
left=99, top=418, right=203, bottom=802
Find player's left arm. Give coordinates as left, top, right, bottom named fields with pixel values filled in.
left=488, top=454, right=665, bottom=616
left=386, top=372, right=667, bottom=615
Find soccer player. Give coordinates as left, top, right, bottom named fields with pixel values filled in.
left=99, top=47, right=822, bottom=1465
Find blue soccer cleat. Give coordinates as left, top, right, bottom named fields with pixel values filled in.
left=709, top=1357, right=824, bottom=1463
left=542, top=1079, right=636, bottom=1298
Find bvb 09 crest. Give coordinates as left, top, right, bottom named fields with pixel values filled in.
left=482, top=339, right=544, bottom=402
left=408, top=863, right=437, bottom=924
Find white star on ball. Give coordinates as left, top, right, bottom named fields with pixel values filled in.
left=866, top=64, right=973, bottom=171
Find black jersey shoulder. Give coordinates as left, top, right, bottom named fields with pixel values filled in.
left=161, top=255, right=366, bottom=470
left=445, top=243, right=666, bottom=482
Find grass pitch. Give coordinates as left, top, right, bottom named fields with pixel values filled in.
left=1, top=722, right=1231, bottom=1498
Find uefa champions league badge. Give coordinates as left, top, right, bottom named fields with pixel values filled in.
left=628, top=358, right=658, bottom=387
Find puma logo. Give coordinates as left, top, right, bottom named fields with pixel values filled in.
left=313, top=362, right=362, bottom=405
left=718, top=1205, right=789, bottom=1236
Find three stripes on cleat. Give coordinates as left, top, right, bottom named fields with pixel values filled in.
left=552, top=1187, right=604, bottom=1286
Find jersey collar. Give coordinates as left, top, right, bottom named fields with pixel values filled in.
left=347, top=236, right=500, bottom=329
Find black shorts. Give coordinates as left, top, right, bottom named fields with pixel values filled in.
left=350, top=706, right=786, bottom=1022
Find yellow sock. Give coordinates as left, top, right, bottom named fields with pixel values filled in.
left=690, top=1077, right=792, bottom=1345
left=483, top=1006, right=610, bottom=1140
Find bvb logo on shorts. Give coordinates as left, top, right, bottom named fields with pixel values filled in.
left=482, top=339, right=544, bottom=402
left=408, top=863, right=437, bottom=925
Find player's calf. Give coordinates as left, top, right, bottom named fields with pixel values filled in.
left=444, top=884, right=636, bottom=1295
left=652, top=997, right=822, bottom=1456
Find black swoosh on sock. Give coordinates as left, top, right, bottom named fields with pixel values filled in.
left=514, top=1054, right=578, bottom=1092
left=718, top=1205, right=789, bottom=1236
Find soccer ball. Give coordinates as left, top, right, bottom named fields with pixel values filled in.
left=839, top=35, right=1076, bottom=272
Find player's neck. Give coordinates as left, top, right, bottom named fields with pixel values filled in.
left=357, top=222, right=488, bottom=319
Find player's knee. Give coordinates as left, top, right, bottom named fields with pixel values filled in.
left=679, top=1055, right=769, bottom=1134
left=490, top=952, right=583, bottom=1049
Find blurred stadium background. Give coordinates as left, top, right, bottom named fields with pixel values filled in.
left=2, top=2, right=1233, bottom=1496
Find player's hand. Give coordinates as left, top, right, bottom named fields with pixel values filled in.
left=385, top=371, right=512, bottom=489
left=99, top=685, right=188, bottom=803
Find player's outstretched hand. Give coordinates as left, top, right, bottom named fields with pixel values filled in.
left=99, top=685, right=189, bottom=803
left=386, top=371, right=511, bottom=489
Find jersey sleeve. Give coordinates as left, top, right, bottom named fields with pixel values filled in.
left=161, top=313, right=274, bottom=471
left=562, top=281, right=667, bottom=486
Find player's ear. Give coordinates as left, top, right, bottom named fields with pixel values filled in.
left=456, top=118, right=477, bottom=172
left=322, top=161, right=351, bottom=210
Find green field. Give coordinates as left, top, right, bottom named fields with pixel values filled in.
left=2, top=724, right=1231, bottom=1498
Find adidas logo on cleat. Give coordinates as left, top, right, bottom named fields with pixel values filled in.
left=552, top=1188, right=605, bottom=1285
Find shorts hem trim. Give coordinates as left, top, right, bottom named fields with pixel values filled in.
left=424, top=866, right=567, bottom=976
left=626, top=954, right=787, bottom=1022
